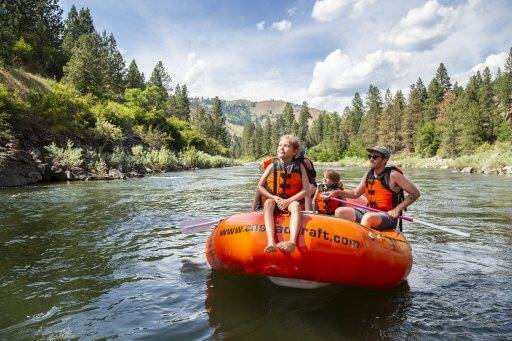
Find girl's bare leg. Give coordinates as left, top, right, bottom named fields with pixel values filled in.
left=278, top=201, right=300, bottom=252
left=263, top=199, right=277, bottom=253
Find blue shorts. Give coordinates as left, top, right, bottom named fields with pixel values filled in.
left=354, top=208, right=398, bottom=230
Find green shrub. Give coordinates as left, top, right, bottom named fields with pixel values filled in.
left=133, top=125, right=171, bottom=150
left=414, top=121, right=441, bottom=157
left=143, top=147, right=179, bottom=172
left=179, top=147, right=237, bottom=169
left=94, top=117, right=124, bottom=146
left=45, top=140, right=83, bottom=170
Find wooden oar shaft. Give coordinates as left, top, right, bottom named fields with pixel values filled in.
left=327, top=196, right=413, bottom=221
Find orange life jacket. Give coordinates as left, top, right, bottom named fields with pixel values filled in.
left=364, top=166, right=405, bottom=212
left=260, top=156, right=317, bottom=186
left=315, top=183, right=344, bottom=215
left=265, top=159, right=303, bottom=199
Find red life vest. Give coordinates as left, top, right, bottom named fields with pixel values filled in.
left=315, top=184, right=344, bottom=215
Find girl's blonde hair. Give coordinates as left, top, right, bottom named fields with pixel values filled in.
left=324, top=169, right=340, bottom=185
left=278, top=134, right=300, bottom=151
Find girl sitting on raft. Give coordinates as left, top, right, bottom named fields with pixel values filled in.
left=313, top=170, right=344, bottom=215
left=257, top=134, right=309, bottom=253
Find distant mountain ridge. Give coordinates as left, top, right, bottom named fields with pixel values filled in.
left=191, top=98, right=323, bottom=128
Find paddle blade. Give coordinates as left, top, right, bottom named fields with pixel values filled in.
left=413, top=218, right=470, bottom=237
left=180, top=218, right=219, bottom=235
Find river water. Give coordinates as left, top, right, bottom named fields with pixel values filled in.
left=1, top=164, right=511, bottom=339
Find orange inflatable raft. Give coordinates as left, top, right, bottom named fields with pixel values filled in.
left=206, top=211, right=412, bottom=289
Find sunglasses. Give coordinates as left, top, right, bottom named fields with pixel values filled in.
left=367, top=154, right=382, bottom=160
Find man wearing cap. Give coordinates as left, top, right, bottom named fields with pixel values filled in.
left=327, top=146, right=420, bottom=230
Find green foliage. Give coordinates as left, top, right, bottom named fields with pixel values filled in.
left=179, top=147, right=236, bottom=169
left=133, top=125, right=171, bottom=150
left=307, top=141, right=340, bottom=162
left=32, top=83, right=95, bottom=135
left=1, top=0, right=65, bottom=78
left=143, top=147, right=180, bottom=172
left=414, top=121, right=441, bottom=157
left=45, top=140, right=83, bottom=169
left=94, top=116, right=124, bottom=147
left=12, top=37, right=33, bottom=66
left=345, top=138, right=367, bottom=158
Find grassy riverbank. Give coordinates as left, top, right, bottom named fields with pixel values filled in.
left=332, top=142, right=512, bottom=174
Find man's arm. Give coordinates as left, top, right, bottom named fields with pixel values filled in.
left=327, top=175, right=366, bottom=199
left=388, top=171, right=421, bottom=218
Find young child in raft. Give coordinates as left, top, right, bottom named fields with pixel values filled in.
left=257, top=134, right=309, bottom=253
left=312, top=170, right=344, bottom=215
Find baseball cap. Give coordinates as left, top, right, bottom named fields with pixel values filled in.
left=366, top=145, right=391, bottom=159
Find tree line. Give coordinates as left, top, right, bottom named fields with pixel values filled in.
left=241, top=55, right=512, bottom=161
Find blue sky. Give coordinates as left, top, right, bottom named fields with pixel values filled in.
left=59, top=0, right=512, bottom=111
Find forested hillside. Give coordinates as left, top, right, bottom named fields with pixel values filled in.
left=240, top=60, right=512, bottom=162
left=0, top=1, right=239, bottom=186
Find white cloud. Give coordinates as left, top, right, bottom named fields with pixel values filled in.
left=308, top=49, right=411, bottom=97
left=287, top=7, right=297, bottom=16
left=471, top=52, right=508, bottom=74
left=311, top=0, right=375, bottom=22
left=383, top=0, right=460, bottom=51
left=256, top=20, right=266, bottom=31
left=183, top=52, right=206, bottom=86
left=351, top=0, right=377, bottom=17
left=271, top=19, right=292, bottom=32
left=312, top=0, right=351, bottom=22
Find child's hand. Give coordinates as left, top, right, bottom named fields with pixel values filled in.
left=277, top=199, right=291, bottom=210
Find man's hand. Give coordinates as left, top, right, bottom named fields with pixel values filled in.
left=387, top=207, right=400, bottom=219
left=326, top=189, right=342, bottom=198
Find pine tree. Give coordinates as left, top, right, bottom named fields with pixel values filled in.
left=149, top=61, right=172, bottom=98
left=242, top=121, right=256, bottom=158
left=126, top=60, right=145, bottom=89
left=210, top=96, right=228, bottom=146
left=437, top=91, right=461, bottom=157
left=435, top=63, right=452, bottom=93
left=424, top=78, right=444, bottom=121
left=62, top=33, right=106, bottom=95
left=297, top=101, right=311, bottom=143
left=480, top=67, right=498, bottom=142
left=345, top=92, right=364, bottom=138
left=253, top=121, right=263, bottom=158
left=377, top=89, right=393, bottom=146
left=403, top=83, right=423, bottom=152
left=496, top=47, right=512, bottom=114
left=282, top=102, right=295, bottom=134
left=358, top=84, right=382, bottom=146
left=262, top=116, right=273, bottom=155
left=180, top=84, right=191, bottom=121
left=191, top=106, right=210, bottom=135
left=101, top=32, right=125, bottom=95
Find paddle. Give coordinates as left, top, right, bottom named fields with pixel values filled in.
left=326, top=196, right=470, bottom=237
left=180, top=210, right=316, bottom=235
left=180, top=217, right=223, bottom=235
